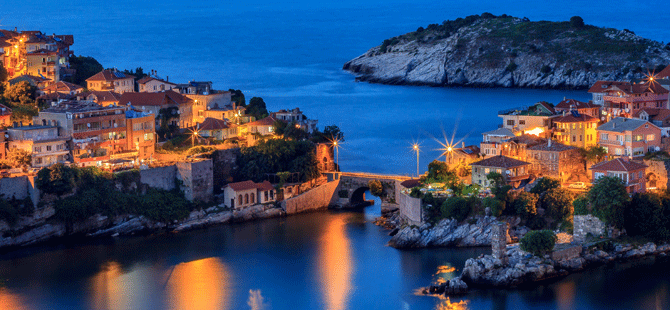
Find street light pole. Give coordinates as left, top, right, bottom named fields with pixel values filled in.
left=333, top=140, right=339, bottom=171
left=413, top=144, right=419, bottom=177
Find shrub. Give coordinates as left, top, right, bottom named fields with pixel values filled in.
left=483, top=196, right=504, bottom=217
left=569, top=16, right=584, bottom=28
left=520, top=230, right=557, bottom=256
left=530, top=177, right=561, bottom=194
left=573, top=194, right=590, bottom=215
left=36, top=163, right=77, bottom=197
left=541, top=188, right=573, bottom=223
left=588, top=176, right=629, bottom=228
left=624, top=193, right=670, bottom=241
left=526, top=216, right=547, bottom=230
left=409, top=187, right=423, bottom=198
left=441, top=196, right=472, bottom=222
left=540, top=65, right=552, bottom=74
left=368, top=180, right=384, bottom=197
left=512, top=191, right=538, bottom=218
left=505, top=62, right=518, bottom=72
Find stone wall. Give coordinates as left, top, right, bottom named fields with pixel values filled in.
left=282, top=179, right=339, bottom=214
left=140, top=165, right=177, bottom=191
left=211, top=148, right=240, bottom=193
left=573, top=214, right=606, bottom=243
left=643, top=159, right=669, bottom=191
left=0, top=175, right=40, bottom=207
left=397, top=191, right=422, bottom=225
left=177, top=159, right=213, bottom=202
left=491, top=222, right=508, bottom=264
left=550, top=245, right=582, bottom=261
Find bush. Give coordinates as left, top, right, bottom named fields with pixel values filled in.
left=441, top=196, right=472, bottom=222
left=541, top=188, right=573, bottom=223
left=540, top=65, right=552, bottom=74
left=505, top=62, right=518, bottom=72
left=409, top=187, right=423, bottom=198
left=624, top=193, right=670, bottom=241
left=368, top=180, right=384, bottom=197
left=512, top=191, right=538, bottom=218
left=573, top=194, right=590, bottom=215
left=530, top=177, right=560, bottom=194
left=520, top=230, right=557, bottom=256
left=483, top=196, right=504, bottom=217
left=36, top=163, right=77, bottom=197
left=569, top=16, right=584, bottom=28
left=526, top=216, right=547, bottom=230
left=588, top=176, right=629, bottom=228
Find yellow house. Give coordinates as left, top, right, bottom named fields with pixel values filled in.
left=552, top=113, right=600, bottom=148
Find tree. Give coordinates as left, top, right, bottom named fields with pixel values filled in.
left=513, top=191, right=538, bottom=218
left=588, top=176, right=629, bottom=228
left=0, top=65, right=8, bottom=83
left=441, top=196, right=471, bottom=222
left=530, top=177, right=560, bottom=194
left=66, top=55, right=104, bottom=86
left=368, top=180, right=384, bottom=197
left=541, top=188, right=573, bottom=224
left=520, top=230, right=557, bottom=256
left=36, top=163, right=77, bottom=197
left=3, top=81, right=37, bottom=105
left=624, top=193, right=670, bottom=241
left=6, top=149, right=32, bottom=168
left=247, top=97, right=269, bottom=120
left=569, top=16, right=585, bottom=28
left=229, top=89, right=245, bottom=107
left=425, top=160, right=458, bottom=184
left=579, top=146, right=607, bottom=170
left=487, top=172, right=512, bottom=202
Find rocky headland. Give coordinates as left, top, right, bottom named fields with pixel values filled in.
left=343, top=14, right=670, bottom=89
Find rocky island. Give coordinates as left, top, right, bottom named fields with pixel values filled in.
left=343, top=13, right=670, bottom=89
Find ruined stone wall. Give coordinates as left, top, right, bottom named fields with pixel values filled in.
left=491, top=222, right=508, bottom=264
left=643, top=159, right=670, bottom=191
left=177, top=159, right=213, bottom=202
left=139, top=165, right=177, bottom=191
left=283, top=179, right=339, bottom=214
left=573, top=214, right=606, bottom=243
left=212, top=148, right=240, bottom=193
left=0, top=175, right=40, bottom=207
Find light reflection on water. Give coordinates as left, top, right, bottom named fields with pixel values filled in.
left=0, top=287, right=29, bottom=310
left=318, top=216, right=354, bottom=310
left=165, top=257, right=230, bottom=310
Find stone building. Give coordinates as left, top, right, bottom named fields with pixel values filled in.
left=470, top=155, right=530, bottom=188
left=6, top=125, right=69, bottom=167
left=525, top=139, right=583, bottom=183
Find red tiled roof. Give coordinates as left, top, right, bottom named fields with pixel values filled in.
left=596, top=81, right=669, bottom=95
left=471, top=155, right=530, bottom=168
left=634, top=108, right=670, bottom=122
left=553, top=113, right=599, bottom=123
left=119, top=90, right=191, bottom=107
left=198, top=117, right=231, bottom=130
left=82, top=91, right=122, bottom=102
left=590, top=158, right=648, bottom=172
left=657, top=65, right=670, bottom=79
left=527, top=140, right=577, bottom=152
left=536, top=101, right=556, bottom=114
left=588, top=81, right=629, bottom=93
left=245, top=116, right=278, bottom=126
left=37, top=92, right=76, bottom=101
left=42, top=81, right=83, bottom=93
left=85, top=70, right=136, bottom=82
left=137, top=76, right=176, bottom=85
left=555, top=98, right=598, bottom=110
left=400, top=179, right=421, bottom=188
left=226, top=180, right=275, bottom=192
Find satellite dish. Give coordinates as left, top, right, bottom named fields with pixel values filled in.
left=506, top=170, right=511, bottom=175
left=656, top=146, right=661, bottom=152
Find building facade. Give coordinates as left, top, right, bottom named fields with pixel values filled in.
left=552, top=113, right=600, bottom=148
left=470, top=155, right=530, bottom=188
left=86, top=69, right=135, bottom=93
left=597, top=117, right=662, bottom=157
left=590, top=158, right=648, bottom=193
left=6, top=125, right=69, bottom=167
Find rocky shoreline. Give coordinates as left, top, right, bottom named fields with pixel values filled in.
left=424, top=241, right=670, bottom=297
left=0, top=204, right=292, bottom=251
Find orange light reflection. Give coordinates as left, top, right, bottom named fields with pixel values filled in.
left=555, top=280, right=576, bottom=310
left=318, top=217, right=353, bottom=310
left=166, top=257, right=230, bottom=310
left=0, top=287, right=29, bottom=310
left=90, top=261, right=156, bottom=310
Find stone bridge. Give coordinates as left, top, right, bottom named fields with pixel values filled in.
left=336, top=172, right=413, bottom=207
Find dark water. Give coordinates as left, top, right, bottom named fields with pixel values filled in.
left=1, top=199, right=669, bottom=310
left=2, top=1, right=670, bottom=308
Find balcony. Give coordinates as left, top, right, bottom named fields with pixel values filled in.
left=599, top=139, right=625, bottom=145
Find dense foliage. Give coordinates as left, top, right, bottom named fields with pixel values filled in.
left=441, top=196, right=472, bottom=222
left=368, top=179, right=384, bottom=197
left=624, top=193, right=670, bottom=241
left=588, top=176, right=629, bottom=228
left=66, top=55, right=104, bottom=86
left=0, top=195, right=34, bottom=226
left=512, top=191, right=538, bottom=219
left=311, top=125, right=345, bottom=144
left=234, top=139, right=320, bottom=183
left=247, top=97, right=269, bottom=120
left=36, top=163, right=77, bottom=197
left=530, top=177, right=560, bottom=194
left=541, top=188, right=574, bottom=224
left=228, top=89, right=245, bottom=107
left=520, top=230, right=557, bottom=256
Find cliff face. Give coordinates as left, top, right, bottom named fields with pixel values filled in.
left=343, top=15, right=670, bottom=89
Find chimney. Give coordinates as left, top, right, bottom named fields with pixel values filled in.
left=462, top=142, right=465, bottom=148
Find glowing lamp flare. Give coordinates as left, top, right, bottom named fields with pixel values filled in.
left=524, top=127, right=545, bottom=136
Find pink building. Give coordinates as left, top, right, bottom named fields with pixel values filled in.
left=590, top=158, right=647, bottom=193
left=597, top=117, right=661, bottom=157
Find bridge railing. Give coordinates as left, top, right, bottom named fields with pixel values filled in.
left=339, top=172, right=415, bottom=181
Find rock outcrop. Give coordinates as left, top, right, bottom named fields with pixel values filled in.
left=344, top=14, right=670, bottom=89
left=388, top=216, right=512, bottom=248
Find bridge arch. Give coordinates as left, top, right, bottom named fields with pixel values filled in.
left=350, top=186, right=370, bottom=206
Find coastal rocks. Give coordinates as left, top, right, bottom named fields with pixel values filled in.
left=425, top=278, right=469, bottom=296
left=388, top=216, right=505, bottom=248
left=0, top=223, right=66, bottom=248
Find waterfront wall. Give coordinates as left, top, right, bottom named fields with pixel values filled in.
left=140, top=165, right=177, bottom=191
left=573, top=214, right=606, bottom=243
left=397, top=190, right=422, bottom=225
left=283, top=179, right=339, bottom=214
left=0, top=175, right=40, bottom=207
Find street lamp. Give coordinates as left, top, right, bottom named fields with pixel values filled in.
left=412, top=143, right=420, bottom=177
left=191, top=129, right=200, bottom=147
left=330, top=138, right=341, bottom=171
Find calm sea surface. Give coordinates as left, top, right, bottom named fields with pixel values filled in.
left=1, top=1, right=670, bottom=309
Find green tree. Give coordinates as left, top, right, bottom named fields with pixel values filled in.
left=4, top=81, right=37, bottom=105
left=513, top=191, right=538, bottom=218
left=425, top=160, right=458, bottom=184
left=247, top=97, right=269, bottom=120
left=520, top=230, right=557, bottom=256
left=588, top=176, right=629, bottom=228
left=541, top=188, right=574, bottom=224
left=579, top=146, right=607, bottom=170
left=624, top=193, right=670, bottom=241
left=441, top=196, right=471, bottom=222
left=66, top=55, right=104, bottom=86
left=573, top=194, right=590, bottom=215
left=569, top=16, right=585, bottom=28
left=487, top=172, right=512, bottom=203
left=36, top=163, right=77, bottom=197
left=368, top=180, right=384, bottom=197
left=0, top=65, right=8, bottom=83
left=483, top=196, right=504, bottom=216
left=229, top=89, right=245, bottom=107
left=530, top=177, right=560, bottom=194
left=6, top=149, right=32, bottom=168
